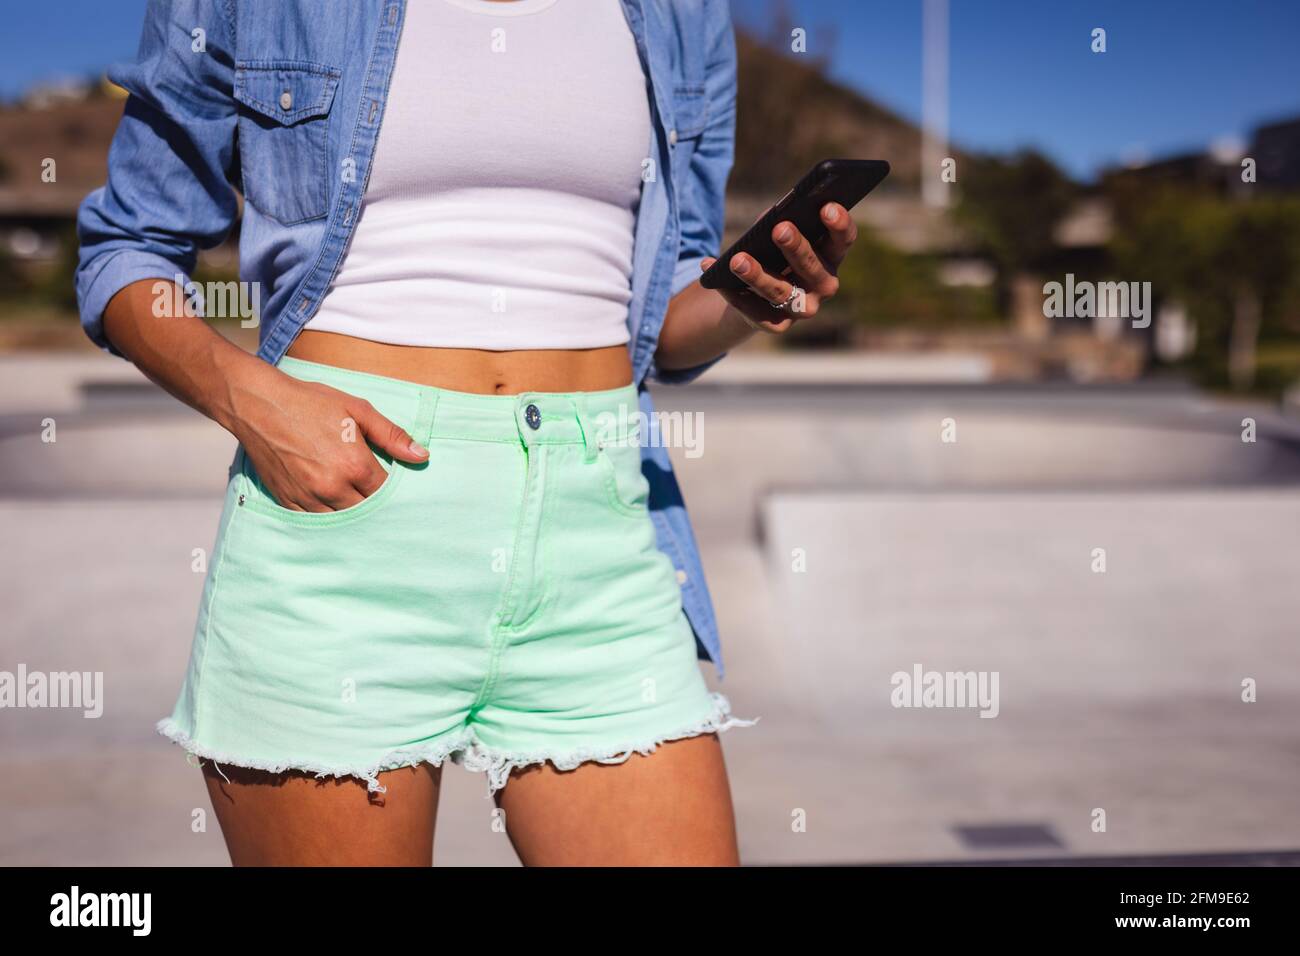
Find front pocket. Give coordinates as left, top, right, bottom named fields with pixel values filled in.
left=233, top=61, right=340, bottom=224
left=236, top=444, right=407, bottom=529
left=598, top=439, right=650, bottom=516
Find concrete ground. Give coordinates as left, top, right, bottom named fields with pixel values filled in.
left=2, top=353, right=1299, bottom=865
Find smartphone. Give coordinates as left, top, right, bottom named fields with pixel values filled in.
left=699, top=159, right=890, bottom=291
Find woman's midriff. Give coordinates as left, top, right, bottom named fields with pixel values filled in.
left=285, top=329, right=634, bottom=394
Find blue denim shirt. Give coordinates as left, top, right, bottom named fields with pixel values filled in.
left=76, top=0, right=737, bottom=675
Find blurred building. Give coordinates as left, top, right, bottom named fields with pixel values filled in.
left=0, top=78, right=236, bottom=276
left=1252, top=117, right=1300, bottom=190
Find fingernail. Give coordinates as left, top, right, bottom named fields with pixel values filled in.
left=775, top=224, right=792, bottom=242
left=409, top=440, right=429, bottom=458
left=733, top=258, right=750, bottom=276
left=824, top=204, right=839, bottom=222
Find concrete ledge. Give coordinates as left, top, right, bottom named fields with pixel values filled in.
left=697, top=351, right=995, bottom=385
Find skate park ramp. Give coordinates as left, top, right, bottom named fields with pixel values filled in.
left=668, top=384, right=1300, bottom=864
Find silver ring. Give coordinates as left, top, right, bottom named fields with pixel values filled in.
left=770, top=286, right=801, bottom=311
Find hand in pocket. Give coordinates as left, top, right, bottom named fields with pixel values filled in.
left=234, top=371, right=427, bottom=513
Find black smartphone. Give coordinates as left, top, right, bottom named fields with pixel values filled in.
left=699, top=159, right=890, bottom=291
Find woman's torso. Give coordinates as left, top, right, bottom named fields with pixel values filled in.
left=291, top=0, right=649, bottom=394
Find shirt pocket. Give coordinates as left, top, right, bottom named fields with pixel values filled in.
left=233, top=60, right=341, bottom=225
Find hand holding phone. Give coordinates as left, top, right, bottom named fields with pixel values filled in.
left=700, top=159, right=889, bottom=292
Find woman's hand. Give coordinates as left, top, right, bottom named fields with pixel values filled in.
left=231, top=368, right=429, bottom=513
left=701, top=201, right=858, bottom=334
left=99, top=278, right=427, bottom=513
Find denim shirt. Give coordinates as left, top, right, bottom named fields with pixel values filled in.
left=76, top=0, right=738, bottom=675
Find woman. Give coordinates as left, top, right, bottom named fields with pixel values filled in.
left=77, top=0, right=856, bottom=866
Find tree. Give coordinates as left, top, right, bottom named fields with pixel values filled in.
left=1110, top=189, right=1300, bottom=391
left=952, top=150, right=1079, bottom=308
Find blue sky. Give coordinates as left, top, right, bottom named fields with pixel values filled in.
left=3, top=0, right=1298, bottom=182
left=731, top=0, right=1300, bottom=180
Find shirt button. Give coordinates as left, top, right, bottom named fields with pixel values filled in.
left=676, top=568, right=688, bottom=586
left=524, top=404, right=541, bottom=430
left=667, top=128, right=678, bottom=147
left=279, top=90, right=293, bottom=111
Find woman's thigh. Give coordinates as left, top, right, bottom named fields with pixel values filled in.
left=202, top=763, right=441, bottom=866
left=494, top=734, right=739, bottom=866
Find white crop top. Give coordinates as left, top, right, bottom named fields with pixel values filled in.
left=305, top=0, right=651, bottom=350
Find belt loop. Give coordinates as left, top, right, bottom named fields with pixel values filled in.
left=413, top=388, right=438, bottom=447
left=574, top=394, right=599, bottom=463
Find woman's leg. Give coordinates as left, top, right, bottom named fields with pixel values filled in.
left=494, top=734, right=740, bottom=866
left=202, top=762, right=442, bottom=866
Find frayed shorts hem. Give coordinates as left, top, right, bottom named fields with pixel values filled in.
left=157, top=692, right=756, bottom=796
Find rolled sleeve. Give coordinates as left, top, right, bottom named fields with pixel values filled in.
left=650, top=350, right=724, bottom=386
left=75, top=244, right=190, bottom=356
left=74, top=0, right=239, bottom=357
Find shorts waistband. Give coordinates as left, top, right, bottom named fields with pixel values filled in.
left=276, top=355, right=641, bottom=452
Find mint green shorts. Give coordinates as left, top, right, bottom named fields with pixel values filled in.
left=158, top=357, right=751, bottom=793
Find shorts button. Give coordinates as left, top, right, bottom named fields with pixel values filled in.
left=524, top=403, right=541, bottom=430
